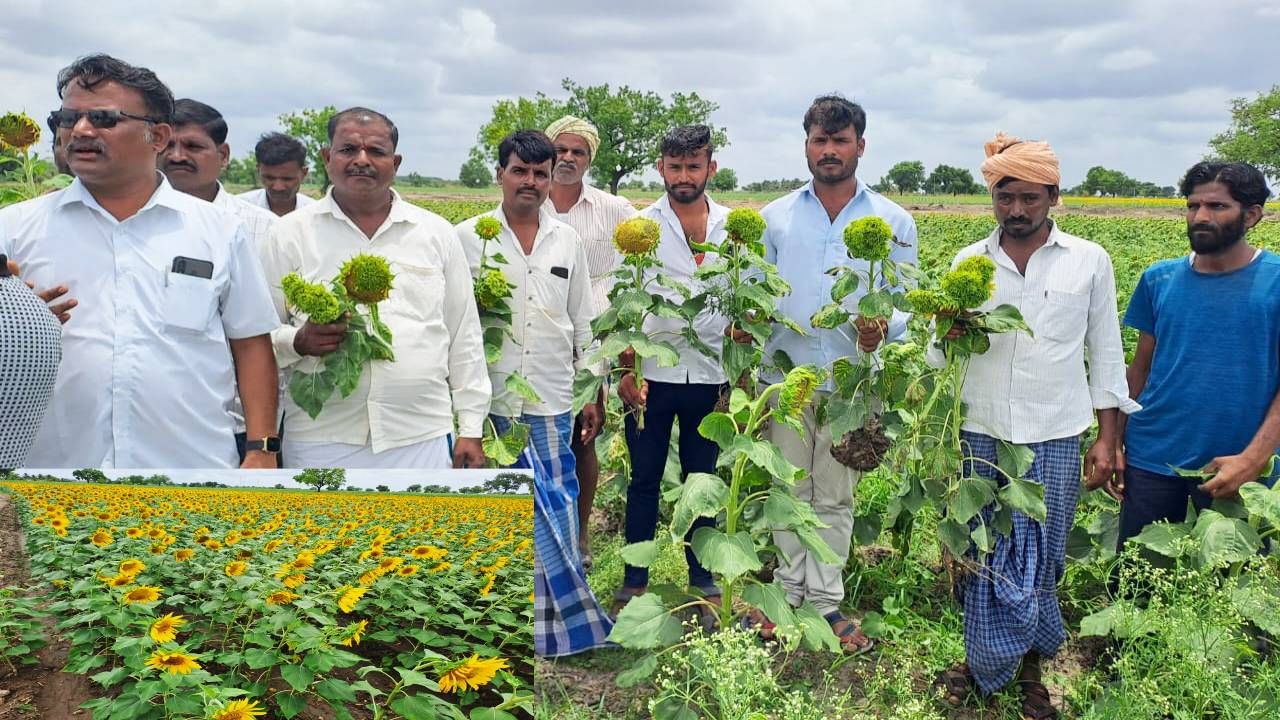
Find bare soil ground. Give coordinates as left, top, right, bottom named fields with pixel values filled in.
left=0, top=494, right=96, bottom=720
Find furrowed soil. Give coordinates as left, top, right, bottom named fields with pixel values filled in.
left=0, top=493, right=96, bottom=720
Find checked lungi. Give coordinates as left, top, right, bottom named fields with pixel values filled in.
left=957, top=430, right=1081, bottom=694
left=492, top=413, right=613, bottom=657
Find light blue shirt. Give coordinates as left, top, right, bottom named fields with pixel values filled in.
left=762, top=180, right=918, bottom=381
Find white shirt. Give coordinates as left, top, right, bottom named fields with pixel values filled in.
left=455, top=206, right=595, bottom=417
left=211, top=183, right=280, bottom=434
left=638, top=194, right=729, bottom=385
left=259, top=189, right=491, bottom=452
left=237, top=187, right=315, bottom=215
left=0, top=175, right=278, bottom=468
left=542, top=184, right=637, bottom=317
left=931, top=222, right=1141, bottom=444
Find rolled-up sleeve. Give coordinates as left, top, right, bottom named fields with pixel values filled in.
left=1085, top=249, right=1141, bottom=414
left=441, top=234, right=492, bottom=437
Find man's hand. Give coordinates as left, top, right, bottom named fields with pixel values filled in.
left=1199, top=452, right=1269, bottom=499
left=1084, top=438, right=1124, bottom=501
left=293, top=315, right=349, bottom=356
left=240, top=451, right=277, bottom=469
left=854, top=315, right=888, bottom=353
left=452, top=437, right=485, bottom=469
left=618, top=372, right=648, bottom=408
left=7, top=258, right=77, bottom=324
left=725, top=323, right=753, bottom=345
left=580, top=401, right=603, bottom=445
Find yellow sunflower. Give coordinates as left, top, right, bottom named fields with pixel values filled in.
left=144, top=650, right=200, bottom=674
left=282, top=573, right=306, bottom=589
left=224, top=561, right=247, bottom=577
left=173, top=548, right=195, bottom=562
left=438, top=655, right=509, bottom=694
left=209, top=700, right=265, bottom=720
left=337, top=586, right=368, bottom=613
left=339, top=619, right=368, bottom=647
left=118, top=559, right=145, bottom=576
left=90, top=529, right=113, bottom=547
left=122, top=586, right=162, bottom=604
left=266, top=590, right=299, bottom=606
left=149, top=613, right=185, bottom=643
left=397, top=564, right=419, bottom=577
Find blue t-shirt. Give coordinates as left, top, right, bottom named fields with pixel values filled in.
left=1123, top=250, right=1280, bottom=480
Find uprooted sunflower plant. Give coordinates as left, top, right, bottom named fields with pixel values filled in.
left=470, top=215, right=540, bottom=466
left=281, top=254, right=395, bottom=419
left=809, top=216, right=919, bottom=472
left=609, top=365, right=845, bottom=666
left=0, top=111, right=71, bottom=204
left=571, top=216, right=704, bottom=430
left=691, top=207, right=800, bottom=408
left=875, top=255, right=1038, bottom=562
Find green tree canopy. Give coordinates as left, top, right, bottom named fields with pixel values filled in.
left=278, top=105, right=337, bottom=190
left=459, top=150, right=493, bottom=188
left=475, top=79, right=727, bottom=194
left=1209, top=85, right=1280, bottom=181
left=923, top=164, right=984, bottom=195
left=881, top=160, right=926, bottom=194
left=221, top=153, right=257, bottom=187
left=293, top=467, right=346, bottom=492
left=709, top=167, right=738, bottom=192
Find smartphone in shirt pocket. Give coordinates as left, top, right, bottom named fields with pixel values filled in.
left=163, top=256, right=218, bottom=332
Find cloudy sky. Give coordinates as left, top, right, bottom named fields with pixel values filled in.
left=3, top=1, right=1277, bottom=189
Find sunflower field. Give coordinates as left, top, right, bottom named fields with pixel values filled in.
left=0, top=481, right=533, bottom=720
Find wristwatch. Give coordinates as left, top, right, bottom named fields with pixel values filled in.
left=245, top=436, right=281, bottom=454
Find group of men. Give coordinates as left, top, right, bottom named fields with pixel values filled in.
left=3, top=53, right=1278, bottom=718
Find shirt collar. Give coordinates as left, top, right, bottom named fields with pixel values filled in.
left=543, top=183, right=597, bottom=214
left=651, top=191, right=729, bottom=228
left=799, top=177, right=867, bottom=211
left=56, top=171, right=187, bottom=217
left=318, top=187, right=410, bottom=222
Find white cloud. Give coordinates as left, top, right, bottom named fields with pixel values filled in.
left=1098, top=48, right=1158, bottom=71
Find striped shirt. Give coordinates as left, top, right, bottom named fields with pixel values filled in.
left=543, top=184, right=637, bottom=317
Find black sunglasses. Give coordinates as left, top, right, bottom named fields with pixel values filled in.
left=47, top=108, right=161, bottom=130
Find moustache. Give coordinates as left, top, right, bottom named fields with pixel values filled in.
left=555, top=161, right=576, bottom=171
left=346, top=169, right=377, bottom=178
left=164, top=161, right=197, bottom=172
left=67, top=140, right=105, bottom=154
left=1190, top=224, right=1218, bottom=233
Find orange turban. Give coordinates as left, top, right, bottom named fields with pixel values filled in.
left=980, top=132, right=1061, bottom=194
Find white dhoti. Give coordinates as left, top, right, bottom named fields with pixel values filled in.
left=283, top=436, right=452, bottom=469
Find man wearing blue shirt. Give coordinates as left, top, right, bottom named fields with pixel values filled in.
left=760, top=95, right=918, bottom=653
left=1116, top=161, right=1280, bottom=546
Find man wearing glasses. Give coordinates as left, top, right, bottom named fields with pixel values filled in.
left=0, top=54, right=279, bottom=469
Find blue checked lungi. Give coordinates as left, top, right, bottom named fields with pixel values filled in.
left=956, top=431, right=1081, bottom=695
left=492, top=413, right=613, bottom=657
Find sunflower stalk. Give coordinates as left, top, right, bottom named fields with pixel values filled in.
left=0, top=111, right=71, bottom=204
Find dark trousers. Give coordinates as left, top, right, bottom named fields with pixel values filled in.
left=1116, top=464, right=1213, bottom=551
left=623, top=380, right=724, bottom=592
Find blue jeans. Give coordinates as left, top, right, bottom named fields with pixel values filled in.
left=622, top=380, right=723, bottom=593
left=1116, top=465, right=1212, bottom=551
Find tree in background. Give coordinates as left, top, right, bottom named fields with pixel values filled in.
left=406, top=484, right=423, bottom=493
left=293, top=467, right=346, bottom=492
left=278, top=105, right=337, bottom=190
left=878, top=160, right=926, bottom=194
left=923, top=164, right=984, bottom=195
left=376, top=485, right=390, bottom=492
left=741, top=178, right=807, bottom=193
left=422, top=484, right=453, bottom=494
left=1068, top=166, right=1174, bottom=197
left=221, top=154, right=257, bottom=186
left=473, top=79, right=726, bottom=194
left=482, top=472, right=533, bottom=494
left=72, top=468, right=108, bottom=484
left=459, top=150, right=493, bottom=187
left=709, top=167, right=738, bottom=192
left=1209, top=85, right=1280, bottom=181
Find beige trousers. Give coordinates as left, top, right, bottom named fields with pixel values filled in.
left=766, top=400, right=861, bottom=615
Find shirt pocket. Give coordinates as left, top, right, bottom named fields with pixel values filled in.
left=531, top=266, right=571, bottom=320
left=163, top=272, right=219, bottom=333
left=389, top=262, right=445, bottom=324
left=1037, top=289, right=1089, bottom=343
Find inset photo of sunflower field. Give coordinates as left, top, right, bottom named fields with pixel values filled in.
left=0, top=469, right=533, bottom=720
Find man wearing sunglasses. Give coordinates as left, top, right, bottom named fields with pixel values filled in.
left=0, top=54, right=279, bottom=469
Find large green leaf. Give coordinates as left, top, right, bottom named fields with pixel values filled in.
left=503, top=372, right=542, bottom=404
left=607, top=593, right=682, bottom=649
left=793, top=602, right=841, bottom=653
left=631, top=336, right=681, bottom=368
left=982, top=303, right=1032, bottom=335
left=669, top=473, right=727, bottom=539
left=824, top=394, right=868, bottom=439
left=999, top=477, right=1047, bottom=522
left=1192, top=510, right=1261, bottom=567
left=571, top=369, right=605, bottom=414
left=949, top=476, right=997, bottom=524
left=938, top=518, right=971, bottom=558
left=741, top=583, right=801, bottom=643
left=697, top=412, right=737, bottom=450
left=690, top=528, right=762, bottom=581
left=1079, top=602, right=1147, bottom=639
left=289, top=365, right=337, bottom=420
left=392, top=694, right=468, bottom=720
left=830, top=268, right=862, bottom=302
left=619, top=541, right=659, bottom=568
left=995, top=440, right=1035, bottom=479
left=723, top=338, right=758, bottom=388
left=615, top=653, right=658, bottom=688
left=1231, top=577, right=1280, bottom=635
left=1240, top=481, right=1280, bottom=526
left=744, top=439, right=802, bottom=483
left=810, top=303, right=850, bottom=330
left=1130, top=521, right=1190, bottom=557
left=857, top=289, right=893, bottom=319
left=280, top=664, right=313, bottom=692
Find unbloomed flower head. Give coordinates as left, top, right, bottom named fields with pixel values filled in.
left=0, top=112, right=40, bottom=152
left=725, top=208, right=766, bottom=245
left=842, top=216, right=893, bottom=262
left=777, top=365, right=822, bottom=420
left=282, top=273, right=342, bottom=324
left=905, top=289, right=942, bottom=315
left=940, top=264, right=994, bottom=310
left=474, top=215, right=502, bottom=242
left=474, top=267, right=513, bottom=310
left=613, top=216, right=661, bottom=257
left=341, top=253, right=395, bottom=304
left=955, top=255, right=996, bottom=285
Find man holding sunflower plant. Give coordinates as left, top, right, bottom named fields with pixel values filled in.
left=931, top=133, right=1136, bottom=720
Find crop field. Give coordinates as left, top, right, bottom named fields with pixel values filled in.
left=0, top=481, right=533, bottom=720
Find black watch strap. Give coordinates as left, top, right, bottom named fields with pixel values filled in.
left=245, top=436, right=281, bottom=453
